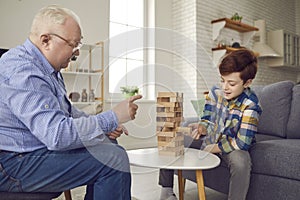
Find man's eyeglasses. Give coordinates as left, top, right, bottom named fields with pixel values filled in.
left=48, top=33, right=83, bottom=53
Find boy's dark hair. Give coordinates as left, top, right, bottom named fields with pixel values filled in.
left=219, top=49, right=258, bottom=83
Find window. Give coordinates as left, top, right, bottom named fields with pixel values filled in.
left=109, top=0, right=145, bottom=96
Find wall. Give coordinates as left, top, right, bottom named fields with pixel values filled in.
left=172, top=0, right=300, bottom=99
left=0, top=0, right=109, bottom=48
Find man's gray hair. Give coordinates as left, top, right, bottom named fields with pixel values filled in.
left=30, top=5, right=81, bottom=35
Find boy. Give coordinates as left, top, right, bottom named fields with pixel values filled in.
left=159, top=49, right=262, bottom=200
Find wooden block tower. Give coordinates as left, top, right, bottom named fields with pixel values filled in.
left=156, top=92, right=190, bottom=156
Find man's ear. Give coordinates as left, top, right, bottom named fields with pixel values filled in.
left=40, top=34, right=50, bottom=48
left=244, top=79, right=252, bottom=88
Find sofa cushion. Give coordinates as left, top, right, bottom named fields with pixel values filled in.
left=250, top=139, right=300, bottom=181
left=287, top=84, right=300, bottom=139
left=252, top=81, right=294, bottom=138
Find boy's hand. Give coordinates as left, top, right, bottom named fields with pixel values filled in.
left=187, top=123, right=207, bottom=140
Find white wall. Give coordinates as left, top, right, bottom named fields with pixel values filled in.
left=172, top=0, right=300, bottom=100
left=0, top=0, right=109, bottom=48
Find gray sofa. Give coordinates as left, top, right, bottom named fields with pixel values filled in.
left=181, top=80, right=300, bottom=200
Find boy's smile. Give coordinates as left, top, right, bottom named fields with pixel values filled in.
left=220, top=72, right=252, bottom=100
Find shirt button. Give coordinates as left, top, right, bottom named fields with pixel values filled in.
left=45, top=104, right=49, bottom=109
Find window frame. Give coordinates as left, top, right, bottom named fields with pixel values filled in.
left=108, top=0, right=154, bottom=100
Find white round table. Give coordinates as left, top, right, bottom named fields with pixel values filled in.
left=127, top=147, right=220, bottom=200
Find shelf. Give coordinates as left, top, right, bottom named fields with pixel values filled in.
left=71, top=100, right=102, bottom=105
left=61, top=42, right=104, bottom=111
left=61, top=71, right=102, bottom=76
left=211, top=18, right=259, bottom=32
left=80, top=43, right=103, bottom=51
left=212, top=46, right=241, bottom=52
left=211, top=18, right=259, bottom=67
left=211, top=18, right=259, bottom=41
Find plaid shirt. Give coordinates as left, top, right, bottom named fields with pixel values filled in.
left=199, top=86, right=262, bottom=153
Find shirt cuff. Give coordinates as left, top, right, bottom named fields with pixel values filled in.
left=96, top=110, right=118, bottom=133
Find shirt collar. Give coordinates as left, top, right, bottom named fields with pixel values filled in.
left=227, top=88, right=251, bottom=109
left=24, top=39, right=56, bottom=75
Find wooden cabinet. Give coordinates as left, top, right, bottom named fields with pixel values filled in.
left=267, top=30, right=300, bottom=69
left=61, top=42, right=104, bottom=110
left=211, top=18, right=258, bottom=66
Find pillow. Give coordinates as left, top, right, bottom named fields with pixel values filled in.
left=191, top=99, right=205, bottom=117
left=252, top=81, right=294, bottom=138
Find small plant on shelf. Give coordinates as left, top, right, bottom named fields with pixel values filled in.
left=120, top=86, right=139, bottom=98
left=231, top=13, right=243, bottom=22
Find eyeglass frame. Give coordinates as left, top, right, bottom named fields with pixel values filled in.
left=48, top=33, right=83, bottom=53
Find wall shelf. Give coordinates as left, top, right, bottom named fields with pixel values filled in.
left=212, top=46, right=240, bottom=52
left=211, top=18, right=259, bottom=66
left=211, top=18, right=259, bottom=41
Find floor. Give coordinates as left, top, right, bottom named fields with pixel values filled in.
left=54, top=165, right=227, bottom=200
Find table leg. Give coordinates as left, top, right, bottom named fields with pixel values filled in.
left=177, top=170, right=185, bottom=200
left=196, top=170, right=206, bottom=200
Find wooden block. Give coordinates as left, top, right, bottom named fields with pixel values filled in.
left=157, top=121, right=176, bottom=127
left=176, top=127, right=192, bottom=134
left=156, top=106, right=182, bottom=112
left=158, top=146, right=184, bottom=156
left=157, top=102, right=180, bottom=108
left=157, top=135, right=184, bottom=142
left=157, top=137, right=184, bottom=147
left=157, top=92, right=180, bottom=97
left=162, top=127, right=176, bottom=132
left=156, top=107, right=165, bottom=112
left=157, top=131, right=177, bottom=137
left=157, top=97, right=183, bottom=103
left=157, top=131, right=184, bottom=138
left=170, top=97, right=183, bottom=102
left=157, top=97, right=171, bottom=102
left=157, top=112, right=177, bottom=118
left=156, top=117, right=182, bottom=123
left=157, top=112, right=182, bottom=118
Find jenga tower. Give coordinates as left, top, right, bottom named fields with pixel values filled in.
left=156, top=92, right=185, bottom=156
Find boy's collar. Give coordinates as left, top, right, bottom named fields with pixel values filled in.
left=226, top=88, right=250, bottom=108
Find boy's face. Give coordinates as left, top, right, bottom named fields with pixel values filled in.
left=220, top=72, right=252, bottom=100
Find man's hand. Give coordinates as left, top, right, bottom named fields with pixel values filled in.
left=107, top=125, right=128, bottom=140
left=187, top=123, right=207, bottom=140
left=112, top=95, right=142, bottom=123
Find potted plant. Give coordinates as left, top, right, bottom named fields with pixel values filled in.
left=120, top=86, right=139, bottom=98
left=231, top=13, right=243, bottom=22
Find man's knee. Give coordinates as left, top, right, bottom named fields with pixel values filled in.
left=87, top=144, right=130, bottom=172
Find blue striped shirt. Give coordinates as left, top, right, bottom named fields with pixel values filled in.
left=0, top=39, right=118, bottom=152
left=200, top=86, right=262, bottom=153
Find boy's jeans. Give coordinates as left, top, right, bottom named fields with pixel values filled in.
left=0, top=142, right=131, bottom=200
left=159, top=150, right=251, bottom=200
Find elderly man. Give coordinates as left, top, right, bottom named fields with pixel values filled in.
left=0, top=5, right=141, bottom=200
